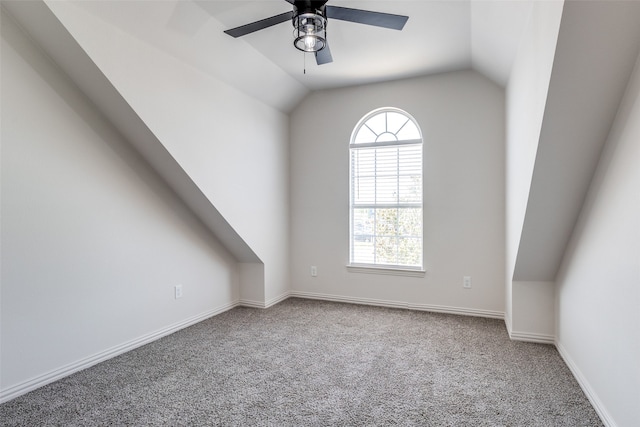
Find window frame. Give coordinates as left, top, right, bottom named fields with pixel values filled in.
left=348, top=107, right=425, bottom=275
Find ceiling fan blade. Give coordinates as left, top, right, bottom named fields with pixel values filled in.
left=326, top=6, right=408, bottom=30
left=315, top=43, right=333, bottom=65
left=284, top=0, right=295, bottom=4
left=224, top=11, right=293, bottom=38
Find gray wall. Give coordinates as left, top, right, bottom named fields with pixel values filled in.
left=1, top=10, right=238, bottom=397
left=45, top=0, right=291, bottom=306
left=555, top=51, right=640, bottom=427
left=504, top=0, right=563, bottom=339
left=290, top=70, right=505, bottom=316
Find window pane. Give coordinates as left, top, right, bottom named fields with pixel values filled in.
left=375, top=236, right=397, bottom=265
left=398, top=208, right=422, bottom=236
left=352, top=149, right=375, bottom=175
left=352, top=176, right=375, bottom=204
left=353, top=208, right=374, bottom=239
left=354, top=125, right=377, bottom=144
left=350, top=108, right=423, bottom=269
left=376, top=146, right=398, bottom=174
left=375, top=208, right=398, bottom=237
left=377, top=132, right=397, bottom=142
left=376, top=176, right=398, bottom=204
left=365, top=113, right=386, bottom=135
left=396, top=120, right=420, bottom=140
left=397, top=237, right=422, bottom=266
left=353, top=239, right=375, bottom=264
left=398, top=175, right=421, bottom=202
left=387, top=112, right=409, bottom=134
left=398, top=145, right=422, bottom=173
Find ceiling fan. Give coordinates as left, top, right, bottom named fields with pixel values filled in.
left=223, top=0, right=409, bottom=65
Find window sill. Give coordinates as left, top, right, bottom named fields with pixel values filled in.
left=346, top=264, right=426, bottom=278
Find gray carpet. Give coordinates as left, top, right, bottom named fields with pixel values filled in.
left=1, top=298, right=602, bottom=426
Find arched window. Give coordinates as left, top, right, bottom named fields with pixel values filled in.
left=349, top=108, right=423, bottom=269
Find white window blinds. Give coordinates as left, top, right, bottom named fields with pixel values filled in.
left=350, top=109, right=423, bottom=269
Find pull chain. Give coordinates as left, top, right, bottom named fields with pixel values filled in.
left=304, top=52, right=306, bottom=74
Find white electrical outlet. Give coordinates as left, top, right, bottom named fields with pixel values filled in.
left=310, top=266, right=318, bottom=277
left=175, top=284, right=183, bottom=299
left=463, top=276, right=472, bottom=289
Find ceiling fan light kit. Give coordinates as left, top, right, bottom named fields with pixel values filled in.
left=293, top=12, right=327, bottom=53
left=223, top=0, right=409, bottom=66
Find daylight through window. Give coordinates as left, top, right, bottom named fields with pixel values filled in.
left=349, top=108, right=423, bottom=269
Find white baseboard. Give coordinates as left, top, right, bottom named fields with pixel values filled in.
left=2, top=292, right=559, bottom=406
left=290, top=290, right=504, bottom=319
left=504, top=311, right=513, bottom=335
left=508, top=330, right=555, bottom=344
left=409, top=302, right=504, bottom=319
left=555, top=341, right=616, bottom=427
left=0, top=301, right=238, bottom=404
left=237, top=298, right=267, bottom=309
left=265, top=291, right=291, bottom=308
left=291, top=291, right=407, bottom=309
left=239, top=291, right=292, bottom=309
left=504, top=311, right=555, bottom=344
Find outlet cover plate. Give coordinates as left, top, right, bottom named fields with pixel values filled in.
left=463, top=276, right=472, bottom=289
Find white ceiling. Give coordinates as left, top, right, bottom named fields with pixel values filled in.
left=67, top=0, right=532, bottom=110
left=7, top=0, right=640, bottom=283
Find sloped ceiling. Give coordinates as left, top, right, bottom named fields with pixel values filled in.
left=513, top=0, right=640, bottom=281
left=4, top=0, right=640, bottom=287
left=1, top=0, right=533, bottom=270
left=2, top=0, right=262, bottom=263
left=65, top=0, right=533, bottom=112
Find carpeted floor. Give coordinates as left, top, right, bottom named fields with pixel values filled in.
left=1, top=298, right=602, bottom=426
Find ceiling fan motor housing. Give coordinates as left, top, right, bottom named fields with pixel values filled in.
left=293, top=4, right=328, bottom=52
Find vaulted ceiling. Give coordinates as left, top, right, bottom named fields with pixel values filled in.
left=4, top=0, right=640, bottom=285
left=65, top=0, right=533, bottom=112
